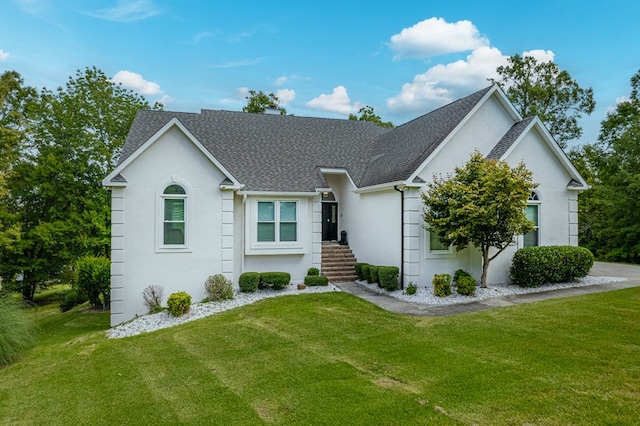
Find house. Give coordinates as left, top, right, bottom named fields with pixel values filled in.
left=102, top=85, right=587, bottom=326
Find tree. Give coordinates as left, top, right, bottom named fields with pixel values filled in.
left=348, top=105, right=394, bottom=128
left=0, top=67, right=157, bottom=300
left=421, top=151, right=536, bottom=287
left=242, top=90, right=287, bottom=115
left=490, top=54, right=595, bottom=148
left=572, top=70, right=640, bottom=263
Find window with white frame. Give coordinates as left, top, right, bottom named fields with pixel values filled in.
left=257, top=200, right=297, bottom=243
left=162, top=184, right=187, bottom=245
left=524, top=191, right=540, bottom=248
left=427, top=229, right=454, bottom=255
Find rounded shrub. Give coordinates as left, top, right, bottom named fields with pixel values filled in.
left=204, top=274, right=234, bottom=301
left=307, top=267, right=320, bottom=276
left=354, top=263, right=369, bottom=281
left=239, top=272, right=260, bottom=293
left=304, top=275, right=329, bottom=286
left=405, top=282, right=418, bottom=295
left=378, top=266, right=400, bottom=291
left=433, top=273, right=452, bottom=297
left=361, top=264, right=372, bottom=283
left=510, top=246, right=594, bottom=288
left=260, top=272, right=291, bottom=290
left=370, top=265, right=379, bottom=285
left=453, top=269, right=472, bottom=283
left=456, top=275, right=476, bottom=296
left=167, top=291, right=192, bottom=317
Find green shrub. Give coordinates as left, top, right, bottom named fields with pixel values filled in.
left=260, top=272, right=291, bottom=290
left=59, top=286, right=88, bottom=312
left=453, top=269, right=472, bottom=283
left=361, top=264, right=372, bottom=283
left=510, top=246, right=594, bottom=288
left=370, top=265, right=379, bottom=285
left=0, top=296, right=38, bottom=366
left=239, top=272, right=260, bottom=293
left=142, top=285, right=164, bottom=314
left=378, top=266, right=400, bottom=291
left=307, top=267, right=320, bottom=276
left=354, top=263, right=368, bottom=280
left=76, top=256, right=111, bottom=309
left=433, top=273, right=452, bottom=297
left=456, top=275, right=476, bottom=296
left=167, top=291, right=192, bottom=317
left=405, top=282, right=418, bottom=295
left=204, top=274, right=234, bottom=301
left=304, top=275, right=329, bottom=286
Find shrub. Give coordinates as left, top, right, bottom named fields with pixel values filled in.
left=142, top=285, right=164, bottom=314
left=453, top=269, right=472, bottom=283
left=260, top=272, right=291, bottom=290
left=307, top=267, right=320, bottom=276
left=510, top=246, right=594, bottom=288
left=433, top=273, right=452, bottom=297
left=0, top=296, right=38, bottom=366
left=361, top=264, right=372, bottom=283
left=378, top=266, right=400, bottom=291
left=76, top=256, right=111, bottom=309
left=167, top=291, right=192, bottom=317
left=304, top=275, right=329, bottom=286
left=354, top=263, right=369, bottom=280
left=370, top=265, right=379, bottom=285
left=60, top=286, right=89, bottom=312
left=204, top=274, right=234, bottom=301
left=239, top=272, right=260, bottom=293
left=405, top=282, right=418, bottom=295
left=456, top=275, right=476, bottom=296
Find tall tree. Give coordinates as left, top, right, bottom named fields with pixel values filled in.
left=490, top=54, right=595, bottom=148
left=0, top=67, right=157, bottom=300
left=348, top=105, right=394, bottom=128
left=422, top=151, right=536, bottom=287
left=242, top=90, right=287, bottom=115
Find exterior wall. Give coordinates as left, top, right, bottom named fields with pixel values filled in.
left=111, top=126, right=230, bottom=326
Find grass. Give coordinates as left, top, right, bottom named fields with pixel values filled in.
left=1, top=288, right=639, bottom=425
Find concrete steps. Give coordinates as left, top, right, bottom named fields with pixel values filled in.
left=321, top=243, right=357, bottom=282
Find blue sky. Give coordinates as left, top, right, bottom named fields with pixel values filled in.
left=1, top=0, right=639, bottom=148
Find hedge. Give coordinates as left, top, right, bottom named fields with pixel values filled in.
left=378, top=266, right=399, bottom=291
left=304, top=275, right=329, bottom=286
left=260, top=272, right=291, bottom=290
left=361, top=264, right=372, bottom=283
left=354, top=263, right=368, bottom=280
left=370, top=265, right=379, bottom=285
left=307, top=267, right=320, bottom=276
left=239, top=272, right=260, bottom=293
left=510, top=245, right=594, bottom=288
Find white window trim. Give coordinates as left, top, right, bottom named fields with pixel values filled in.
left=521, top=191, right=541, bottom=248
left=425, top=228, right=455, bottom=259
left=246, top=197, right=307, bottom=255
left=156, top=178, right=192, bottom=253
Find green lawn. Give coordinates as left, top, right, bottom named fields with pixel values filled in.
left=1, top=288, right=639, bottom=425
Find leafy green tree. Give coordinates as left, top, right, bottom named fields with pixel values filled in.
left=348, top=105, right=394, bottom=128
left=573, top=70, right=640, bottom=262
left=0, top=67, right=156, bottom=300
left=242, top=90, right=287, bottom=115
left=422, top=151, right=536, bottom=287
left=490, top=54, right=595, bottom=148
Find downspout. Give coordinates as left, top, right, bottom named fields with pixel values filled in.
left=393, top=185, right=406, bottom=290
left=241, top=193, right=247, bottom=275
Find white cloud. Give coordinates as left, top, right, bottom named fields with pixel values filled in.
left=111, top=70, right=162, bottom=95
left=155, top=94, right=173, bottom=106
left=274, top=75, right=310, bottom=86
left=0, top=49, right=9, bottom=61
left=387, top=46, right=507, bottom=112
left=276, top=89, right=295, bottom=105
left=389, top=17, right=489, bottom=59
left=88, top=0, right=161, bottom=23
left=523, top=49, right=555, bottom=62
left=306, top=86, right=361, bottom=115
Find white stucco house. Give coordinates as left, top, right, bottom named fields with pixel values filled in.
left=102, top=84, right=587, bottom=326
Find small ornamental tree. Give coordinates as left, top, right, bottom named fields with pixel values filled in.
left=422, top=151, right=536, bottom=288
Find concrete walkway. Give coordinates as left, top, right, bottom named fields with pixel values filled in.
left=334, top=261, right=640, bottom=316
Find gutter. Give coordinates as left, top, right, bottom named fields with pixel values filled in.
left=393, top=184, right=406, bottom=290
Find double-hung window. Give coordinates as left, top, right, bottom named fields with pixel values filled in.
left=524, top=191, right=540, bottom=247
left=163, top=184, right=187, bottom=245
left=257, top=201, right=297, bottom=243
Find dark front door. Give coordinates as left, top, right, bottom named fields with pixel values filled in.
left=322, top=202, right=338, bottom=241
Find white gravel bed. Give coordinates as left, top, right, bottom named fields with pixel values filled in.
left=106, top=284, right=341, bottom=339
left=357, top=275, right=628, bottom=305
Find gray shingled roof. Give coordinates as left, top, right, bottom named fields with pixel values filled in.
left=358, top=86, right=493, bottom=187
left=486, top=117, right=535, bottom=160
left=115, top=85, right=499, bottom=192
left=117, top=110, right=390, bottom=192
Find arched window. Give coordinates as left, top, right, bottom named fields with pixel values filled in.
left=524, top=191, right=540, bottom=247
left=162, top=184, right=187, bottom=245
